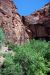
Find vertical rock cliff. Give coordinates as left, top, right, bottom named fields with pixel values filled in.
left=0, top=0, right=29, bottom=45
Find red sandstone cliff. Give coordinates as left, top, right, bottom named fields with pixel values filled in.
left=0, top=0, right=50, bottom=44
left=22, top=2, right=50, bottom=38
left=0, top=0, right=29, bottom=45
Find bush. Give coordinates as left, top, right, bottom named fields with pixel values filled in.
left=0, top=39, right=50, bottom=75
left=0, top=28, right=5, bottom=43
left=0, top=28, right=5, bottom=49
left=0, top=54, right=23, bottom=75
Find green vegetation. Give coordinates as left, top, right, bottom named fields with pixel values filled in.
left=0, top=39, right=50, bottom=75
left=0, top=28, right=5, bottom=43
left=0, top=28, right=5, bottom=48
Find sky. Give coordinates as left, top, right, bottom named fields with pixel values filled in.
left=13, top=0, right=50, bottom=16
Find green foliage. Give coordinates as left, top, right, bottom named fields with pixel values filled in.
left=0, top=39, right=50, bottom=75
left=0, top=54, right=23, bottom=75
left=0, top=28, right=5, bottom=43
left=8, top=39, right=50, bottom=75
left=0, top=28, right=5, bottom=49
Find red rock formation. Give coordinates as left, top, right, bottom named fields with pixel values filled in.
left=23, top=2, right=50, bottom=38
left=0, top=0, right=29, bottom=45
left=0, top=0, right=50, bottom=44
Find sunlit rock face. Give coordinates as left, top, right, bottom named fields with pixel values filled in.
left=23, top=2, right=50, bottom=38
left=0, top=0, right=50, bottom=45
left=0, top=0, right=29, bottom=45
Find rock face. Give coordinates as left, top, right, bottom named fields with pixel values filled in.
left=22, top=2, right=50, bottom=39
left=0, top=0, right=50, bottom=45
left=0, top=0, right=29, bottom=45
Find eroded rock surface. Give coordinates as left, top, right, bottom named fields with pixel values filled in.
left=0, top=0, right=50, bottom=44
left=0, top=0, right=29, bottom=45
left=22, top=2, right=50, bottom=38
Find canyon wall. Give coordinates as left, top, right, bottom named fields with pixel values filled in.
left=22, top=2, right=50, bottom=38
left=0, top=0, right=50, bottom=44
left=0, top=0, right=29, bottom=45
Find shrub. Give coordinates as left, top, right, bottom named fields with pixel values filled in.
left=0, top=28, right=5, bottom=49
left=0, top=39, right=50, bottom=75
left=12, top=39, right=50, bottom=75
left=0, top=54, right=23, bottom=75
left=0, top=28, right=5, bottom=43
